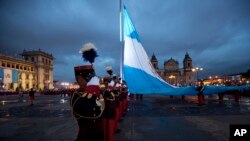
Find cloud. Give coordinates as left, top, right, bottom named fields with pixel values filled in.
left=1, top=0, right=250, bottom=81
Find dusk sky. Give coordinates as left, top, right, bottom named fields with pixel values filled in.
left=0, top=0, right=250, bottom=82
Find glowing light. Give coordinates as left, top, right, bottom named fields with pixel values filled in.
left=169, top=75, right=175, bottom=79
left=61, top=82, right=69, bottom=86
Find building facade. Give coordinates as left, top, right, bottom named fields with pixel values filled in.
left=151, top=53, right=195, bottom=86
left=0, top=49, right=54, bottom=91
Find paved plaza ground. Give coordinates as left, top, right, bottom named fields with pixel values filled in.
left=0, top=94, right=250, bottom=141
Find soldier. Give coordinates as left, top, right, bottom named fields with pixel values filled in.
left=71, top=43, right=105, bottom=141
left=196, top=80, right=205, bottom=106
left=111, top=74, right=122, bottom=133
left=121, top=80, right=128, bottom=115
left=102, top=66, right=116, bottom=141
left=218, top=92, right=224, bottom=104
left=116, top=77, right=123, bottom=121
left=234, top=90, right=240, bottom=103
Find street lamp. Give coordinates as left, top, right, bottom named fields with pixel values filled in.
left=192, top=67, right=203, bottom=81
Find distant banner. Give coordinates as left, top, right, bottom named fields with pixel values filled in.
left=12, top=69, right=18, bottom=83
left=4, top=69, right=12, bottom=83
left=0, top=68, right=3, bottom=82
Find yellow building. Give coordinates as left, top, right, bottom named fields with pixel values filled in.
left=0, top=49, right=54, bottom=91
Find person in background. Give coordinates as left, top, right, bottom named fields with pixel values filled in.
left=234, top=90, right=240, bottom=103
left=196, top=80, right=205, bottom=106
left=17, top=87, right=24, bottom=102
left=29, top=88, right=35, bottom=106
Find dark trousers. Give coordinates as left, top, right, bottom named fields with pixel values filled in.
left=76, top=119, right=104, bottom=141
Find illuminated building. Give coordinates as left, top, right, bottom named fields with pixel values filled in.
left=151, top=53, right=195, bottom=86
left=0, top=49, right=54, bottom=91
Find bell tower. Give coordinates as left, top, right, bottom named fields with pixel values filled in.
left=151, top=53, right=158, bottom=69
left=183, top=52, right=194, bottom=85
left=183, top=52, right=192, bottom=70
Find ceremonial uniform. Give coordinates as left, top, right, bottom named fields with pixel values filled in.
left=218, top=92, right=224, bottom=104
left=196, top=81, right=205, bottom=106
left=234, top=90, right=240, bottom=103
left=121, top=81, right=128, bottom=114
left=113, top=80, right=122, bottom=133
left=102, top=77, right=116, bottom=141
left=71, top=65, right=105, bottom=141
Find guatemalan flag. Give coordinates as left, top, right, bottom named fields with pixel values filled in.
left=123, top=6, right=179, bottom=94
left=122, top=6, right=250, bottom=95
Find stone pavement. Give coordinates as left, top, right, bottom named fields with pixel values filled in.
left=0, top=94, right=250, bottom=141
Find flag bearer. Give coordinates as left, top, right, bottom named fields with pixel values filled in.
left=71, top=43, right=105, bottom=141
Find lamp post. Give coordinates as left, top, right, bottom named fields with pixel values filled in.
left=192, top=67, right=203, bottom=82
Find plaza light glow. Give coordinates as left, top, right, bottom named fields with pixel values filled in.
left=61, top=82, right=70, bottom=86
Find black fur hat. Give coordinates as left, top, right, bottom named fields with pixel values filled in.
left=79, top=43, right=98, bottom=64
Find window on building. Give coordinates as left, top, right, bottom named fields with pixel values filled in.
left=24, top=66, right=26, bottom=70
left=31, top=57, right=34, bottom=62
left=2, top=63, right=5, bottom=67
left=16, top=64, right=19, bottom=69
left=25, top=57, right=28, bottom=61
left=42, top=58, right=44, bottom=62
left=7, top=63, right=10, bottom=68
left=187, top=63, right=190, bottom=67
left=12, top=64, right=15, bottom=68
left=31, top=67, right=34, bottom=71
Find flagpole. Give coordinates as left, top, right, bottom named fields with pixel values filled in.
left=119, top=0, right=124, bottom=81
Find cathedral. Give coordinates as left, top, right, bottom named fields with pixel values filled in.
left=151, top=53, right=195, bottom=86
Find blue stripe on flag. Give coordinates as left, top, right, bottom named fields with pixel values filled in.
left=123, top=63, right=250, bottom=95
left=123, top=65, right=175, bottom=94
left=123, top=6, right=141, bottom=43
left=12, top=70, right=18, bottom=83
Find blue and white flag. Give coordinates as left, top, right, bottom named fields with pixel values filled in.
left=122, top=6, right=249, bottom=95
left=123, top=6, right=177, bottom=94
